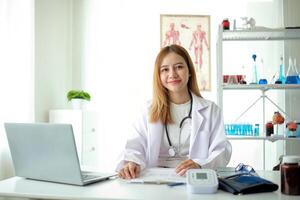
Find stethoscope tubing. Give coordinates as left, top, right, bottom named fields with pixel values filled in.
left=165, top=91, right=193, bottom=148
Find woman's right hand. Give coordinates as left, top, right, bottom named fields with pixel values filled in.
left=118, top=161, right=141, bottom=179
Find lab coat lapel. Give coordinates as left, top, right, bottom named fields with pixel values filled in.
left=190, top=94, right=208, bottom=150
left=147, top=121, right=163, bottom=167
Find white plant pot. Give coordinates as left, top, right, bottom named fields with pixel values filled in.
left=71, top=99, right=86, bottom=110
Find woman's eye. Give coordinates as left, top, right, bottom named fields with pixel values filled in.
left=175, top=65, right=184, bottom=69
left=161, top=68, right=168, bottom=72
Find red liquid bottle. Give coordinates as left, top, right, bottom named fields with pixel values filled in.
left=222, top=19, right=230, bottom=30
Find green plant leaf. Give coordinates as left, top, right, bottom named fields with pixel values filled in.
left=67, top=90, right=91, bottom=101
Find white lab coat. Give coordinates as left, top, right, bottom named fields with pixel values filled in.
left=116, top=93, right=232, bottom=171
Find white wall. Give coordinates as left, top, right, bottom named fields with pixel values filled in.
left=283, top=0, right=300, bottom=155
left=0, top=0, right=34, bottom=179
left=35, top=0, right=73, bottom=122
left=72, top=0, right=87, bottom=89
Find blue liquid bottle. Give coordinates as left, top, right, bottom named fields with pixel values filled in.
left=259, top=58, right=268, bottom=84
left=254, top=124, right=260, bottom=136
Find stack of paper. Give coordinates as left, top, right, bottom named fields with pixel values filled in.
left=128, top=168, right=186, bottom=184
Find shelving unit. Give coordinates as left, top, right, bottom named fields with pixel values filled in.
left=224, top=84, right=300, bottom=123
left=217, top=26, right=300, bottom=169
left=222, top=28, right=300, bottom=41
left=227, top=136, right=300, bottom=142
left=217, top=27, right=300, bottom=108
left=222, top=84, right=300, bottom=90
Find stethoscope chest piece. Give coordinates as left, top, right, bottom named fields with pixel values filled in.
left=168, top=147, right=176, bottom=157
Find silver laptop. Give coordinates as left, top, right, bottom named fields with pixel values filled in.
left=4, top=122, right=116, bottom=186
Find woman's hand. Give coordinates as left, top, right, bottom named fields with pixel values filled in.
left=118, top=161, right=141, bottom=179
left=175, top=159, right=200, bottom=176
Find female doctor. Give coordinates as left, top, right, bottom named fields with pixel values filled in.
left=117, top=44, right=231, bottom=179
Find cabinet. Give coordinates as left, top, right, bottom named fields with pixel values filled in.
left=49, top=110, right=99, bottom=167
left=216, top=27, right=300, bottom=169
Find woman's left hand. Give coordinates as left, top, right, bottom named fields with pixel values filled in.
left=175, top=159, right=201, bottom=176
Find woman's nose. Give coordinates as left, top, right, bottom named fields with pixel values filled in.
left=169, top=67, right=178, bottom=77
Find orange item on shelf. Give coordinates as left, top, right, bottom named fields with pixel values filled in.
left=287, top=121, right=298, bottom=131
left=272, top=111, right=285, bottom=125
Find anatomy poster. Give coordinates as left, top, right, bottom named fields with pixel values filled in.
left=160, top=15, right=211, bottom=91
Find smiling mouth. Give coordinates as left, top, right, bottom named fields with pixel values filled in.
left=168, top=80, right=181, bottom=84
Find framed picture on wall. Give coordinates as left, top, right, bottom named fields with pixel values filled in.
left=160, top=14, right=211, bottom=91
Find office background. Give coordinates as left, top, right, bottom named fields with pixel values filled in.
left=0, top=0, right=300, bottom=180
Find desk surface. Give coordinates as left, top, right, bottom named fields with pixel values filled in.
left=0, top=171, right=298, bottom=200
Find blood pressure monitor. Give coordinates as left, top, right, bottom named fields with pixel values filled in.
left=186, top=169, right=218, bottom=194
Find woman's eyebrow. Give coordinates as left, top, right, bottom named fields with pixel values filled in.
left=160, top=62, right=184, bottom=68
left=173, top=62, right=184, bottom=66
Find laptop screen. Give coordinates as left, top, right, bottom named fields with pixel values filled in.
left=5, top=123, right=84, bottom=185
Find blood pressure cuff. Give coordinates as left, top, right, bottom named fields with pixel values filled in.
left=218, top=173, right=278, bottom=195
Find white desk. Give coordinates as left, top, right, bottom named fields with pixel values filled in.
left=0, top=171, right=298, bottom=200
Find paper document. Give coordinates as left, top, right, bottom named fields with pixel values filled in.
left=128, top=168, right=186, bottom=184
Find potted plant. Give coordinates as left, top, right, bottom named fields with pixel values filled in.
left=67, top=90, right=91, bottom=109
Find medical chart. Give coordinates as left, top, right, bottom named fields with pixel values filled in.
left=128, top=167, right=186, bottom=184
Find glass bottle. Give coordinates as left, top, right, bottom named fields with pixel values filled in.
left=280, top=156, right=300, bottom=195
left=250, top=54, right=258, bottom=84
left=240, top=65, right=247, bottom=84
left=254, top=124, right=259, bottom=136
left=266, top=122, right=274, bottom=136
left=293, top=58, right=300, bottom=83
left=275, top=56, right=285, bottom=84
left=222, top=19, right=230, bottom=30
left=258, top=58, right=268, bottom=84
left=286, top=57, right=300, bottom=84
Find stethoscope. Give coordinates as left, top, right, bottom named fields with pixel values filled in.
left=165, top=91, right=193, bottom=157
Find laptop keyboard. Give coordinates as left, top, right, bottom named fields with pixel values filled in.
left=82, top=174, right=102, bottom=180
left=81, top=171, right=117, bottom=181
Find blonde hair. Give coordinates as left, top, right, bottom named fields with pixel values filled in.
left=149, top=45, right=201, bottom=124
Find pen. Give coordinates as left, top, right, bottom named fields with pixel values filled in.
left=145, top=181, right=169, bottom=184
left=132, top=180, right=169, bottom=184
left=167, top=182, right=186, bottom=187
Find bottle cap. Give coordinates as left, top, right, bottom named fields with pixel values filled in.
left=282, top=155, right=300, bottom=164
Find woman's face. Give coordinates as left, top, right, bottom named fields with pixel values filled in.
left=159, top=52, right=190, bottom=94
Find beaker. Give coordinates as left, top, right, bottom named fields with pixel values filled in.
left=286, top=57, right=300, bottom=84
left=250, top=54, right=258, bottom=84
left=258, top=58, right=268, bottom=84
left=286, top=121, right=298, bottom=138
